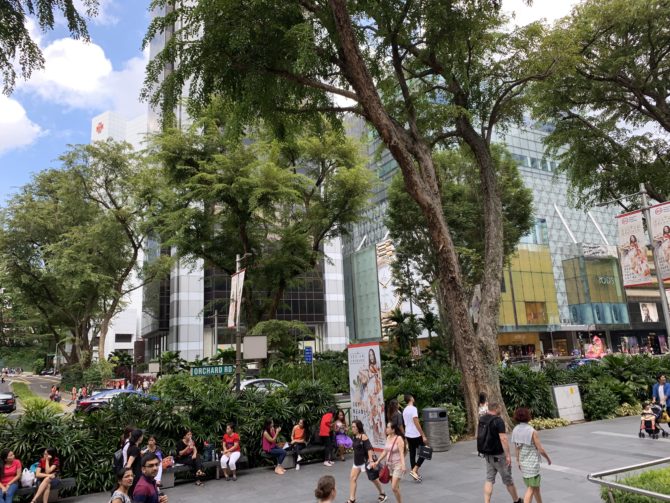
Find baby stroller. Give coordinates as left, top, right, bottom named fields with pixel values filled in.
left=639, top=404, right=670, bottom=439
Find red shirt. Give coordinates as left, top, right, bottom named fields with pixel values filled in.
left=38, top=457, right=59, bottom=475
left=222, top=433, right=240, bottom=453
left=319, top=412, right=333, bottom=437
left=1, top=459, right=21, bottom=486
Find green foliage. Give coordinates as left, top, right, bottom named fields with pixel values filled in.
left=442, top=402, right=467, bottom=439
left=250, top=320, right=312, bottom=362
left=601, top=467, right=670, bottom=503
left=500, top=365, right=555, bottom=418
left=82, top=360, right=114, bottom=388
left=32, top=358, right=45, bottom=375
left=533, top=0, right=670, bottom=205
left=158, top=351, right=188, bottom=375
left=582, top=380, right=620, bottom=421
left=60, top=365, right=84, bottom=390
left=616, top=402, right=643, bottom=418
left=383, top=309, right=420, bottom=355
left=528, top=418, right=570, bottom=431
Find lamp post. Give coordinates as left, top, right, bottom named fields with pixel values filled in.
left=234, top=253, right=251, bottom=392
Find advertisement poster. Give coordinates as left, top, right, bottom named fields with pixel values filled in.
left=348, top=342, right=385, bottom=450
left=640, top=302, right=659, bottom=323
left=650, top=202, right=670, bottom=281
left=227, top=269, right=245, bottom=328
left=616, top=211, right=652, bottom=286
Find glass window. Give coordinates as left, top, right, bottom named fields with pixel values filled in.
left=525, top=302, right=547, bottom=324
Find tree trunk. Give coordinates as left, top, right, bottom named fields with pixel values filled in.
left=328, top=0, right=508, bottom=431
left=98, top=312, right=115, bottom=361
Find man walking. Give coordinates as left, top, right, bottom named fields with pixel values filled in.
left=402, top=394, right=428, bottom=482
left=132, top=453, right=168, bottom=503
left=478, top=403, right=522, bottom=503
left=652, top=374, right=670, bottom=409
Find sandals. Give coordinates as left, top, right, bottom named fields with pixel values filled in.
left=195, top=480, right=205, bottom=486
left=346, top=500, right=356, bottom=503
left=378, top=494, right=388, bottom=503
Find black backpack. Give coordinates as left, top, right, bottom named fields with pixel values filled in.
left=477, top=414, right=500, bottom=455
left=113, top=441, right=128, bottom=472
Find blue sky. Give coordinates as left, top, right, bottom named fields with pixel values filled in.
left=0, top=0, right=151, bottom=204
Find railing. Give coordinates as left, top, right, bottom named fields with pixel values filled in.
left=587, top=456, right=670, bottom=502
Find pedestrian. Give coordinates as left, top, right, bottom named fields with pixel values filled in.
left=0, top=449, right=22, bottom=503
left=220, top=423, right=241, bottom=481
left=175, top=429, right=206, bottom=485
left=290, top=418, right=307, bottom=470
left=402, top=394, right=428, bottom=482
left=652, top=374, right=670, bottom=409
left=345, top=419, right=387, bottom=503
left=109, top=467, right=133, bottom=503
left=478, top=393, right=489, bottom=417
left=315, top=475, right=337, bottom=503
left=370, top=422, right=407, bottom=503
left=386, top=399, right=404, bottom=436
left=319, top=408, right=336, bottom=467
left=261, top=419, right=286, bottom=475
left=70, top=386, right=76, bottom=404
left=141, top=436, right=163, bottom=487
left=478, top=403, right=522, bottom=503
left=511, top=408, right=551, bottom=503
left=132, top=453, right=168, bottom=503
left=125, top=429, right=144, bottom=495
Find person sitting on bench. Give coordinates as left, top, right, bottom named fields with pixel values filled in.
left=175, top=430, right=206, bottom=486
left=262, top=419, right=286, bottom=475
left=30, top=448, right=60, bottom=503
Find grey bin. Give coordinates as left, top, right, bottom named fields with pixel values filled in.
left=422, top=407, right=450, bottom=452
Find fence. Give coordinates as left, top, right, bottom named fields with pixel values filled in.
left=587, top=456, right=670, bottom=502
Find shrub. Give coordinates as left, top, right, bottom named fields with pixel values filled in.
left=529, top=418, right=570, bottom=430
left=60, top=365, right=84, bottom=389
left=601, top=466, right=670, bottom=502
left=615, top=402, right=643, bottom=417
left=582, top=380, right=619, bottom=420
left=442, top=402, right=467, bottom=439
left=500, top=365, right=554, bottom=418
left=32, top=358, right=45, bottom=375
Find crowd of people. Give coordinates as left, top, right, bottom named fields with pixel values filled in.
left=0, top=447, right=62, bottom=503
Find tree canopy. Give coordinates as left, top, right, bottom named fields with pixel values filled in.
left=148, top=102, right=373, bottom=326
left=0, top=0, right=98, bottom=94
left=533, top=0, right=670, bottom=206
left=143, top=0, right=551, bottom=428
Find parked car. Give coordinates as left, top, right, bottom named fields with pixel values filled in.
left=0, top=392, right=17, bottom=413
left=238, top=378, right=287, bottom=393
left=567, top=358, right=601, bottom=370
left=75, top=389, right=158, bottom=413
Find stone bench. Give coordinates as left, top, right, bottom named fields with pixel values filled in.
left=162, top=457, right=247, bottom=488
left=16, top=477, right=76, bottom=502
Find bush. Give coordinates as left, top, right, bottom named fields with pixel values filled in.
left=60, top=365, right=84, bottom=390
left=529, top=417, right=570, bottom=430
left=615, top=402, right=643, bottom=417
left=582, top=380, right=619, bottom=420
left=82, top=360, right=114, bottom=388
left=601, top=466, right=670, bottom=502
left=500, top=365, right=554, bottom=418
left=32, top=358, right=45, bottom=375
left=442, top=402, right=466, bottom=440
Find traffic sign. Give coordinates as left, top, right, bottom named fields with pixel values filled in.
left=191, top=365, right=234, bottom=377
left=304, top=347, right=313, bottom=363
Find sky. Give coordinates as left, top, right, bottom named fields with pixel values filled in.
left=0, top=0, right=578, bottom=205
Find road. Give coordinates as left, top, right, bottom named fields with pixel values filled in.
left=2, top=373, right=66, bottom=418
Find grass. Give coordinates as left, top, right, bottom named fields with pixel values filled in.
left=601, top=466, right=670, bottom=502
left=12, top=382, right=64, bottom=412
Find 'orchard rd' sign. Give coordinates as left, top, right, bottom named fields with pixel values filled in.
left=190, top=365, right=234, bottom=377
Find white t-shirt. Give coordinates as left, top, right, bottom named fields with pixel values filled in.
left=660, top=386, right=667, bottom=405
left=403, top=404, right=420, bottom=438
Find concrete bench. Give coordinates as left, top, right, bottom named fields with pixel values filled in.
left=16, top=477, right=76, bottom=502
left=162, top=457, right=248, bottom=488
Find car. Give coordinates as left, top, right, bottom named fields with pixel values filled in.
left=75, top=389, right=158, bottom=413
left=238, top=378, right=287, bottom=393
left=0, top=392, right=17, bottom=413
left=567, top=358, right=601, bottom=370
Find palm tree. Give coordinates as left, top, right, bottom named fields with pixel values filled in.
left=159, top=351, right=188, bottom=374
left=384, top=308, right=419, bottom=352
left=108, top=350, right=133, bottom=369
left=419, top=311, right=441, bottom=341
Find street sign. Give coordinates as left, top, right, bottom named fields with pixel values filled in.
left=304, top=347, right=313, bottom=363
left=190, top=365, right=234, bottom=377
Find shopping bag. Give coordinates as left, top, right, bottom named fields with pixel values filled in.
left=418, top=445, right=433, bottom=460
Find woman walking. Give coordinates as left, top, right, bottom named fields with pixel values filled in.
left=386, top=399, right=404, bottom=435
left=346, top=420, right=387, bottom=503
left=371, top=422, right=407, bottom=503
left=109, top=468, right=133, bottom=503
left=124, top=429, right=144, bottom=495
left=315, top=475, right=337, bottom=503
left=511, top=408, right=552, bottom=503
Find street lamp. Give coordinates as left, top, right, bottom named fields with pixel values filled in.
left=234, top=252, right=252, bottom=392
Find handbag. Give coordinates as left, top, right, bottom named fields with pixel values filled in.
left=418, top=444, right=433, bottom=460
left=366, top=463, right=380, bottom=481
left=379, top=464, right=391, bottom=484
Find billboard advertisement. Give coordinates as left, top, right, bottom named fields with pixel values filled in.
left=348, top=342, right=385, bottom=450
left=616, top=211, right=652, bottom=286
left=640, top=302, right=659, bottom=323
left=650, top=201, right=670, bottom=281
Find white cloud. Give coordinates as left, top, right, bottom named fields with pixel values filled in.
left=72, top=0, right=119, bottom=25
left=21, top=38, right=148, bottom=118
left=503, top=0, right=580, bottom=26
left=0, top=96, right=43, bottom=154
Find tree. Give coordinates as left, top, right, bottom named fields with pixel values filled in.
left=159, top=350, right=188, bottom=375
left=533, top=0, right=670, bottom=207
left=148, top=103, right=373, bottom=326
left=0, top=142, right=171, bottom=365
left=249, top=319, right=313, bottom=361
left=1, top=0, right=98, bottom=94
left=144, top=0, right=552, bottom=428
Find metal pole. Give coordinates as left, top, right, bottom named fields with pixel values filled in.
left=311, top=356, right=315, bottom=384
left=640, top=183, right=670, bottom=341
left=213, top=310, right=218, bottom=359
left=235, top=254, right=242, bottom=392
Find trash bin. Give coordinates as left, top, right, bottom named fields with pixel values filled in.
left=422, top=407, right=450, bottom=452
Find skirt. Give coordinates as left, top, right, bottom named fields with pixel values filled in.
left=335, top=433, right=353, bottom=448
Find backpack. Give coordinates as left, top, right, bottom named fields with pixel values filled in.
left=113, top=441, right=128, bottom=472
left=477, top=414, right=501, bottom=455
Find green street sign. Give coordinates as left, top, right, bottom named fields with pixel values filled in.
left=190, top=365, right=234, bottom=377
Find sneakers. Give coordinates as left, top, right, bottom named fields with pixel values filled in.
left=378, top=494, right=388, bottom=503
left=323, top=460, right=334, bottom=467
left=295, top=463, right=300, bottom=471
left=297, top=455, right=303, bottom=463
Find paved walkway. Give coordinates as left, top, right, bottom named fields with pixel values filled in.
left=68, top=415, right=660, bottom=503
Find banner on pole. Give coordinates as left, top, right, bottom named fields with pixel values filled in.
left=616, top=211, right=652, bottom=286
left=348, top=342, right=385, bottom=450
left=227, top=269, right=245, bottom=328
left=650, top=202, right=670, bottom=281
